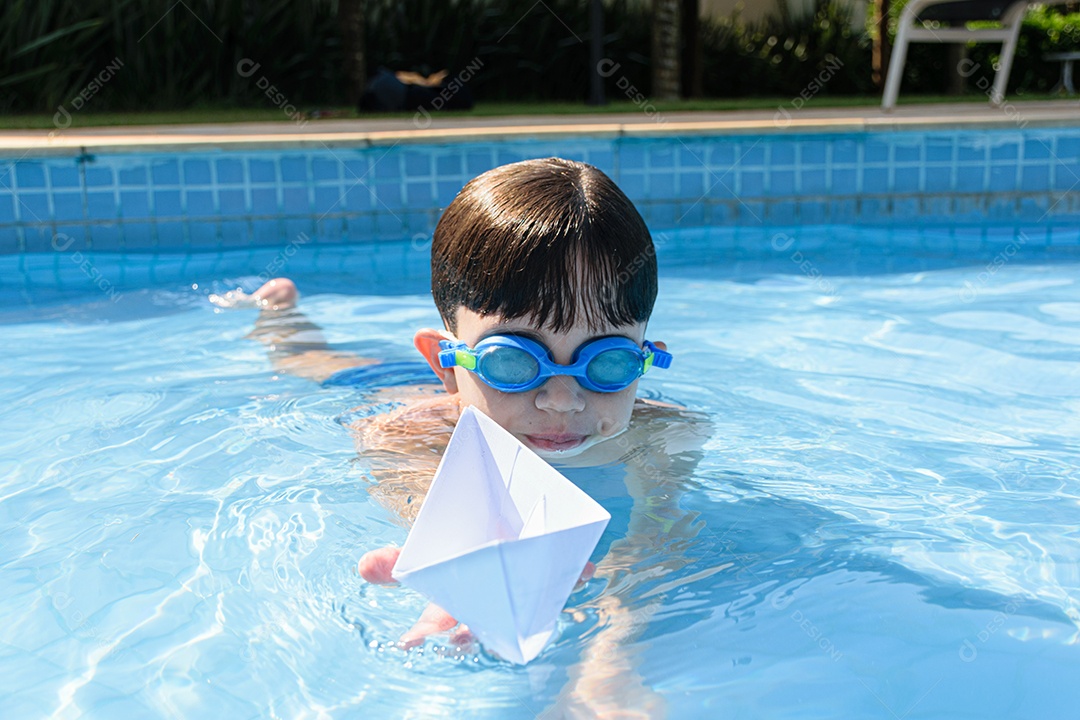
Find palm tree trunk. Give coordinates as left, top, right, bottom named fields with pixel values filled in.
left=339, top=0, right=366, bottom=105
left=652, top=0, right=680, bottom=100
left=681, top=0, right=701, bottom=99
left=872, top=0, right=891, bottom=90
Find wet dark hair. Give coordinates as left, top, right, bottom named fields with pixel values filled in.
left=431, top=157, right=657, bottom=335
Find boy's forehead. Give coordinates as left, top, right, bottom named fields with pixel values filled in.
left=453, top=306, right=644, bottom=342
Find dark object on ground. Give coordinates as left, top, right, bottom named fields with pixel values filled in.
left=358, top=68, right=474, bottom=113
left=304, top=109, right=352, bottom=120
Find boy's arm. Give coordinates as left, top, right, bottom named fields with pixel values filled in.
left=249, top=308, right=378, bottom=384
left=347, top=394, right=457, bottom=524
left=212, top=277, right=378, bottom=384
left=548, top=404, right=712, bottom=717
left=220, top=284, right=464, bottom=642
left=356, top=400, right=714, bottom=674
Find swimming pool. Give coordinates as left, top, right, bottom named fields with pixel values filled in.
left=2, top=127, right=1079, bottom=718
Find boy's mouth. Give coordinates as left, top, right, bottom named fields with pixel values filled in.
left=524, top=433, right=588, bottom=452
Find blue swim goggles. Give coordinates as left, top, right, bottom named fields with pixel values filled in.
left=438, top=335, right=673, bottom=393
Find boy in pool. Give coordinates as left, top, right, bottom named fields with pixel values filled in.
left=216, top=157, right=709, bottom=715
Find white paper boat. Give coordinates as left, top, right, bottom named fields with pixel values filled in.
left=391, top=405, right=611, bottom=664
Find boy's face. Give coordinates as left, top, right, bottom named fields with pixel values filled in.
left=416, top=306, right=647, bottom=459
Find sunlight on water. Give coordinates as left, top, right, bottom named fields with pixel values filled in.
left=1, top=243, right=1079, bottom=718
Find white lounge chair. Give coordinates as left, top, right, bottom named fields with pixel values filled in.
left=881, top=0, right=1066, bottom=110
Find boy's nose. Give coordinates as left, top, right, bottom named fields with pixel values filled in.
left=534, top=375, right=586, bottom=413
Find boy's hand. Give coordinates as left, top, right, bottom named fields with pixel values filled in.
left=209, top=277, right=298, bottom=311
left=357, top=546, right=596, bottom=650
left=357, top=546, right=467, bottom=648
left=356, top=546, right=402, bottom=584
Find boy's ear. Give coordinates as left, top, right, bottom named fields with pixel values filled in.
left=413, top=328, right=459, bottom=394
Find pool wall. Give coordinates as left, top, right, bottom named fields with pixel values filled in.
left=2, top=129, right=1079, bottom=258
left=2, top=128, right=1079, bottom=296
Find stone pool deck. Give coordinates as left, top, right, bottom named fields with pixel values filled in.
left=1, top=100, right=1078, bottom=156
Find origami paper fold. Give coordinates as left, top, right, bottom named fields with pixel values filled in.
left=391, top=405, right=611, bottom=664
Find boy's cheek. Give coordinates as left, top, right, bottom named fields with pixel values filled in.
left=456, top=374, right=513, bottom=412
left=604, top=392, right=637, bottom=435
left=458, top=381, right=553, bottom=429
left=604, top=384, right=638, bottom=430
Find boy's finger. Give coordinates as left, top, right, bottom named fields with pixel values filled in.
left=357, top=546, right=401, bottom=584
left=400, top=603, right=458, bottom=648
left=448, top=624, right=474, bottom=647
left=208, top=289, right=258, bottom=310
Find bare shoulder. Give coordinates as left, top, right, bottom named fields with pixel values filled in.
left=627, top=396, right=713, bottom=452
left=347, top=390, right=460, bottom=454
left=633, top=396, right=711, bottom=428
left=346, top=391, right=461, bottom=524
left=573, top=396, right=712, bottom=467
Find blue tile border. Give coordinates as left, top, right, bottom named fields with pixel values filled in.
left=1, top=128, right=1080, bottom=256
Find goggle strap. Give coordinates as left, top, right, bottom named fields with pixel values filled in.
left=643, top=341, right=673, bottom=370
left=437, top=341, right=475, bottom=369
left=455, top=350, right=477, bottom=370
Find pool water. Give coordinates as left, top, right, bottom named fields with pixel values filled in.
left=2, top=228, right=1079, bottom=718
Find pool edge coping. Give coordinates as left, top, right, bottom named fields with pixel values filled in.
left=2, top=109, right=1079, bottom=157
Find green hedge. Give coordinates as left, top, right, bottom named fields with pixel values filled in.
left=699, top=2, right=875, bottom=99
left=0, top=0, right=656, bottom=113
left=695, top=2, right=1080, bottom=100
left=970, top=7, right=1080, bottom=94
left=1, top=0, right=1077, bottom=114
left=0, top=0, right=344, bottom=112
left=893, top=5, right=1080, bottom=95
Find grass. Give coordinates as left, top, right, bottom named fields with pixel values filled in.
left=0, top=93, right=1071, bottom=130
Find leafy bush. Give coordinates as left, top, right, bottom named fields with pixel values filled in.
left=891, top=3, right=1080, bottom=95
left=0, top=0, right=657, bottom=112
left=699, top=1, right=875, bottom=98
left=362, top=0, right=652, bottom=102
left=1, top=0, right=1077, bottom=114
left=968, top=6, right=1080, bottom=94
left=0, top=0, right=344, bottom=112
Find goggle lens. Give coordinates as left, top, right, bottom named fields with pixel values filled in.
left=479, top=346, right=539, bottom=386
left=586, top=349, right=643, bottom=388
